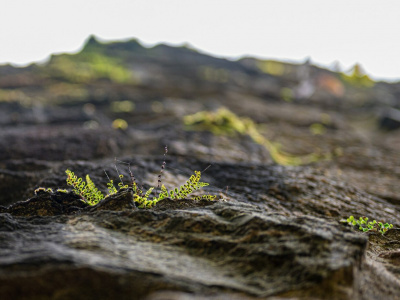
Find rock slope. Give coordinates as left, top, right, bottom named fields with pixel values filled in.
left=0, top=37, right=400, bottom=299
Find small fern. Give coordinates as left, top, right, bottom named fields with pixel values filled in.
left=341, top=215, right=394, bottom=235
left=63, top=147, right=218, bottom=208
left=104, top=169, right=118, bottom=195
left=133, top=170, right=216, bottom=209
left=85, top=175, right=104, bottom=205
left=66, top=169, right=104, bottom=205
left=106, top=180, right=118, bottom=195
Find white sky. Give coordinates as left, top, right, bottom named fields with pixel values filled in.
left=0, top=0, right=399, bottom=81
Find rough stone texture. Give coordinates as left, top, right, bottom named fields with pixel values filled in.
left=1, top=38, right=400, bottom=299
left=0, top=192, right=367, bottom=299
left=1, top=162, right=400, bottom=299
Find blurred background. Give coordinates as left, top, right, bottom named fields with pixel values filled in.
left=0, top=0, right=399, bottom=204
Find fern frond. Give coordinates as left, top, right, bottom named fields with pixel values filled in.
left=104, top=169, right=118, bottom=195
left=133, top=187, right=156, bottom=208
left=66, top=169, right=83, bottom=196
left=156, top=184, right=169, bottom=201
left=143, top=187, right=154, bottom=201
left=107, top=179, right=118, bottom=195
left=85, top=175, right=104, bottom=205
left=126, top=164, right=143, bottom=196
left=65, top=170, right=104, bottom=205
left=170, top=170, right=210, bottom=200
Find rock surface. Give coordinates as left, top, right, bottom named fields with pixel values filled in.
left=1, top=162, right=400, bottom=300
left=0, top=37, right=400, bottom=299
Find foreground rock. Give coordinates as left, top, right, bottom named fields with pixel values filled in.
left=1, top=163, right=399, bottom=300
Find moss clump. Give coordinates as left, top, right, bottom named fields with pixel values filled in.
left=184, top=107, right=334, bottom=166
left=340, top=64, right=374, bottom=88
left=45, top=52, right=133, bottom=84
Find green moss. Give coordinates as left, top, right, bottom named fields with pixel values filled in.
left=257, top=60, right=286, bottom=76
left=341, top=64, right=375, bottom=88
left=45, top=52, right=133, bottom=84
left=184, top=107, right=334, bottom=166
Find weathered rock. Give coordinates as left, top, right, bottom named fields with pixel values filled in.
left=2, top=189, right=87, bottom=216
left=0, top=200, right=367, bottom=300
left=89, top=188, right=137, bottom=212
left=0, top=37, right=400, bottom=300
left=1, top=188, right=139, bottom=217
left=0, top=162, right=399, bottom=299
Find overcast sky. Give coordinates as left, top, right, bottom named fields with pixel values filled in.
left=1, top=0, right=399, bottom=81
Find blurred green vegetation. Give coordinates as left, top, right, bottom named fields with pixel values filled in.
left=184, top=107, right=334, bottom=166
left=0, top=89, right=29, bottom=103
left=280, top=87, right=294, bottom=102
left=257, top=60, right=286, bottom=76
left=198, top=66, right=229, bottom=83
left=47, top=83, right=89, bottom=100
left=341, top=64, right=374, bottom=88
left=44, top=51, right=133, bottom=84
left=111, top=100, right=135, bottom=113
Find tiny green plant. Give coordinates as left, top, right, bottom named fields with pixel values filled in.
left=64, top=146, right=218, bottom=208
left=34, top=187, right=54, bottom=195
left=133, top=169, right=216, bottom=208
left=119, top=146, right=217, bottom=208
left=104, top=169, right=118, bottom=195
left=341, top=216, right=393, bottom=235
left=66, top=170, right=105, bottom=205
